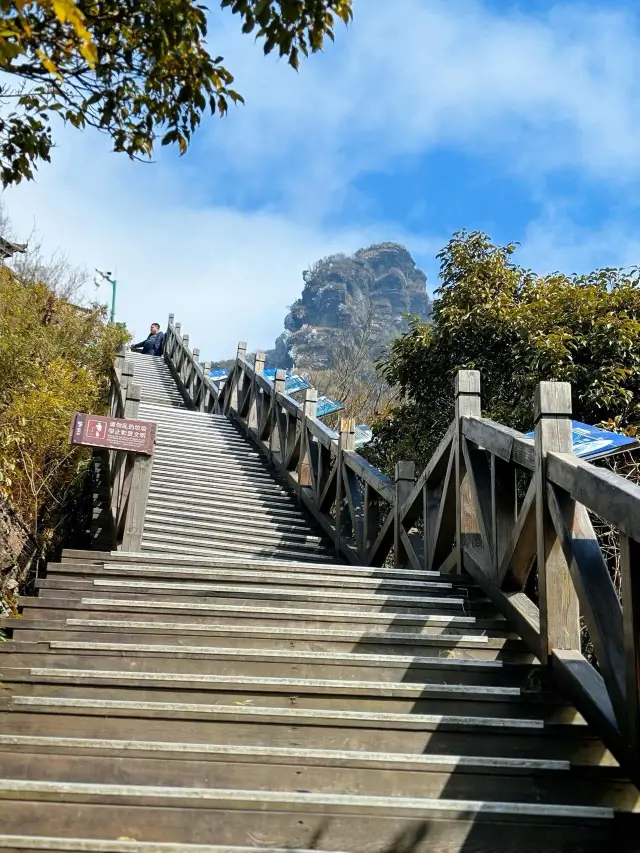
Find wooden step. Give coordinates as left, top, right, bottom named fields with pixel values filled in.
left=0, top=745, right=634, bottom=808
left=0, top=796, right=624, bottom=853
left=18, top=596, right=510, bottom=632
left=0, top=707, right=615, bottom=764
left=5, top=619, right=531, bottom=658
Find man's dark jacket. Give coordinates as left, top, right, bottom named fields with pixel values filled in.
left=132, top=331, right=164, bottom=356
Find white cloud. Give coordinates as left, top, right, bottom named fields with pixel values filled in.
left=520, top=208, right=640, bottom=275
left=209, top=0, right=640, bottom=207
left=4, top=0, right=640, bottom=359
left=2, top=131, right=427, bottom=358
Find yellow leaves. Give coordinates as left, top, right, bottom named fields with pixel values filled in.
left=0, top=0, right=97, bottom=76
left=36, top=49, right=59, bottom=76
left=51, top=0, right=97, bottom=66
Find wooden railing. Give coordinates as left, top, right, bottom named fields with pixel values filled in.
left=107, top=350, right=153, bottom=551
left=164, top=315, right=639, bottom=778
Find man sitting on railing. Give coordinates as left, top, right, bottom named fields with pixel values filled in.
left=131, top=323, right=165, bottom=356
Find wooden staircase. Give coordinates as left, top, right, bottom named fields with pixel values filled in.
left=129, top=351, right=333, bottom=563
left=0, top=321, right=638, bottom=851
left=1, top=551, right=637, bottom=851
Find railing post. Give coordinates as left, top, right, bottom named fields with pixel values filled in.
left=455, top=370, right=481, bottom=573
left=534, top=381, right=580, bottom=664
left=122, top=449, right=155, bottom=552
left=168, top=313, right=174, bottom=329
left=202, top=361, right=212, bottom=412
left=249, top=352, right=265, bottom=431
left=269, top=369, right=286, bottom=459
left=299, top=388, right=318, bottom=489
left=125, top=381, right=141, bottom=419
left=335, top=418, right=355, bottom=557
left=620, top=534, right=640, bottom=755
left=394, top=461, right=415, bottom=568
left=228, top=341, right=247, bottom=415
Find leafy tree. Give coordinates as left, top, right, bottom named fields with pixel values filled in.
left=0, top=0, right=353, bottom=184
left=0, top=264, right=129, bottom=549
left=369, top=230, right=640, bottom=474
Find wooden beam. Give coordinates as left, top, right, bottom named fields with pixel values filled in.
left=394, top=461, right=415, bottom=569
left=403, top=420, right=455, bottom=508
left=335, top=419, right=355, bottom=557
left=429, top=445, right=456, bottom=571
left=534, top=381, right=580, bottom=664
left=461, top=439, right=494, bottom=575
left=618, top=533, right=640, bottom=754
left=547, top=450, right=640, bottom=541
left=498, top=478, right=536, bottom=589
left=547, top=483, right=626, bottom=728
left=344, top=452, right=395, bottom=504
left=492, top=454, right=517, bottom=578
left=462, top=416, right=535, bottom=471
left=463, top=547, right=542, bottom=659
left=455, top=370, right=481, bottom=573
left=298, top=389, right=317, bottom=489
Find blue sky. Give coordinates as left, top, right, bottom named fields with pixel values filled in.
left=5, top=0, right=640, bottom=358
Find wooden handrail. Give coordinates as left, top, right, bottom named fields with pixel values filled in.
left=164, top=317, right=640, bottom=777
left=106, top=348, right=155, bottom=552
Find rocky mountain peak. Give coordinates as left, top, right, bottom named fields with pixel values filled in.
left=268, top=242, right=432, bottom=370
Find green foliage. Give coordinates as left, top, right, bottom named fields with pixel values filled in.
left=0, top=266, right=129, bottom=541
left=0, top=0, right=353, bottom=185
left=369, top=230, right=640, bottom=474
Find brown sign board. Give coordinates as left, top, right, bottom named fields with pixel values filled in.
left=70, top=413, right=156, bottom=455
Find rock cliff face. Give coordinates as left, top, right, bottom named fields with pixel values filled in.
left=269, top=243, right=432, bottom=370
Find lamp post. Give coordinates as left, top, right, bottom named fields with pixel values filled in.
left=94, top=268, right=117, bottom=323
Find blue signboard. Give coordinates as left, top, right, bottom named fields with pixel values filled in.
left=316, top=396, right=344, bottom=418
left=524, top=420, right=637, bottom=460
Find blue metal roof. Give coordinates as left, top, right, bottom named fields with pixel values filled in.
left=524, top=420, right=637, bottom=460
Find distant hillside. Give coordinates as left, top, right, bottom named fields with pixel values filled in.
left=267, top=242, right=432, bottom=371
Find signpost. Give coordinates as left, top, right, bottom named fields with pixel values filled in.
left=70, top=413, right=156, bottom=455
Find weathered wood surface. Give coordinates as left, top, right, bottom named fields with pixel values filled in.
left=161, top=317, right=640, bottom=780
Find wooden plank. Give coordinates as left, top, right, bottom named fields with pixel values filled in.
left=462, top=440, right=494, bottom=575
left=343, top=451, right=395, bottom=504
left=547, top=451, right=640, bottom=541
left=492, top=455, right=517, bottom=578
left=550, top=649, right=632, bottom=780
left=343, top=466, right=365, bottom=555
left=306, top=416, right=337, bottom=449
left=463, top=549, right=542, bottom=659
left=499, top=479, right=537, bottom=590
left=406, top=420, right=455, bottom=502
left=274, top=390, right=301, bottom=419
left=319, top=463, right=338, bottom=511
left=546, top=483, right=626, bottom=731
left=298, top=390, right=317, bottom=490
left=430, top=445, right=456, bottom=571
left=462, top=416, right=535, bottom=471
left=399, top=528, right=423, bottom=572
left=455, top=371, right=482, bottom=574
left=394, top=461, right=415, bottom=569
left=363, top=483, right=379, bottom=555
left=366, top=509, right=394, bottom=567
left=121, top=453, right=154, bottom=552
left=534, top=381, right=580, bottom=664
left=620, top=533, right=640, bottom=756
